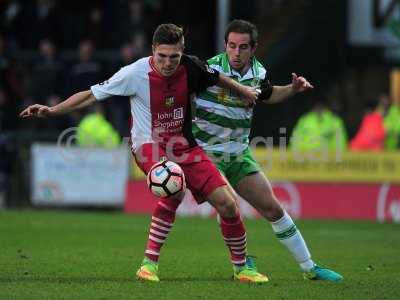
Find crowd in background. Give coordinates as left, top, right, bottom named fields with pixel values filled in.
left=0, top=0, right=162, bottom=137
left=0, top=0, right=399, bottom=151
left=0, top=0, right=219, bottom=137
left=290, top=94, right=400, bottom=152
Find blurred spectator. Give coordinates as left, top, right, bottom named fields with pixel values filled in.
left=120, top=43, right=136, bottom=65
left=290, top=101, right=347, bottom=152
left=0, top=88, right=17, bottom=130
left=119, top=0, right=145, bottom=43
left=105, top=43, right=138, bottom=137
left=349, top=96, right=389, bottom=151
left=83, top=5, right=108, bottom=49
left=67, top=40, right=103, bottom=94
left=17, top=0, right=62, bottom=49
left=114, top=0, right=159, bottom=47
left=131, top=31, right=148, bottom=57
left=384, top=99, right=400, bottom=150
left=0, top=34, right=17, bottom=203
left=0, top=34, right=10, bottom=84
left=0, top=34, right=29, bottom=106
left=0, top=35, right=20, bottom=130
left=0, top=34, right=15, bottom=93
left=0, top=0, right=23, bottom=47
left=76, top=103, right=120, bottom=148
left=30, top=39, right=65, bottom=102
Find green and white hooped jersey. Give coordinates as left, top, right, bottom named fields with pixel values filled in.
left=193, top=53, right=267, bottom=153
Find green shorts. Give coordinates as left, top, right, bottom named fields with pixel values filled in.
left=207, top=147, right=261, bottom=187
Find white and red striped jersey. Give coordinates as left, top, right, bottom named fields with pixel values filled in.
left=91, top=55, right=219, bottom=152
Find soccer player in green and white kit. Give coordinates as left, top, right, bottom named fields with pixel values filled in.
left=193, top=19, right=343, bottom=281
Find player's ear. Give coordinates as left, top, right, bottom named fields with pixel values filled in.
left=251, top=42, right=258, bottom=54
left=179, top=38, right=185, bottom=52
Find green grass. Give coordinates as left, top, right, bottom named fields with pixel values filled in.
left=1, top=210, right=399, bottom=299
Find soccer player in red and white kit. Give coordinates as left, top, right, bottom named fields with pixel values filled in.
left=20, top=23, right=268, bottom=283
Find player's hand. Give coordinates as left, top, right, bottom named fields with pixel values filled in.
left=291, top=73, right=313, bottom=93
left=240, top=86, right=260, bottom=106
left=19, top=104, right=55, bottom=118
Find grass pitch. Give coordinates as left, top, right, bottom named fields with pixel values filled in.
left=1, top=210, right=399, bottom=299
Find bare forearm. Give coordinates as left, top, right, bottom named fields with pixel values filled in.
left=264, top=73, right=313, bottom=104
left=217, top=74, right=246, bottom=96
left=264, top=85, right=295, bottom=104
left=52, top=90, right=96, bottom=115
left=216, top=74, right=259, bottom=105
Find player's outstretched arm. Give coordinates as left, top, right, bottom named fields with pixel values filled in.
left=217, top=73, right=260, bottom=106
left=263, top=73, right=313, bottom=104
left=19, top=90, right=96, bottom=118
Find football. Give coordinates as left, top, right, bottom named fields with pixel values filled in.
left=147, top=160, right=186, bottom=198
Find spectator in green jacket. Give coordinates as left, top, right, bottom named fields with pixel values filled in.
left=290, top=101, right=347, bottom=152
left=384, top=102, right=400, bottom=150
left=77, top=103, right=121, bottom=148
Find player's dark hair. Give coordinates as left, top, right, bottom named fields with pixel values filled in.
left=152, top=23, right=184, bottom=46
left=225, top=19, right=258, bottom=47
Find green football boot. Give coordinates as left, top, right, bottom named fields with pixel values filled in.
left=136, top=257, right=159, bottom=282
left=303, top=264, right=343, bottom=282
left=233, top=256, right=269, bottom=284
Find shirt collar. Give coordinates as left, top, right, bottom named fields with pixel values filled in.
left=222, top=53, right=258, bottom=81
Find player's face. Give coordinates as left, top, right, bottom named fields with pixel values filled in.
left=225, top=32, right=256, bottom=74
left=152, top=43, right=183, bottom=77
